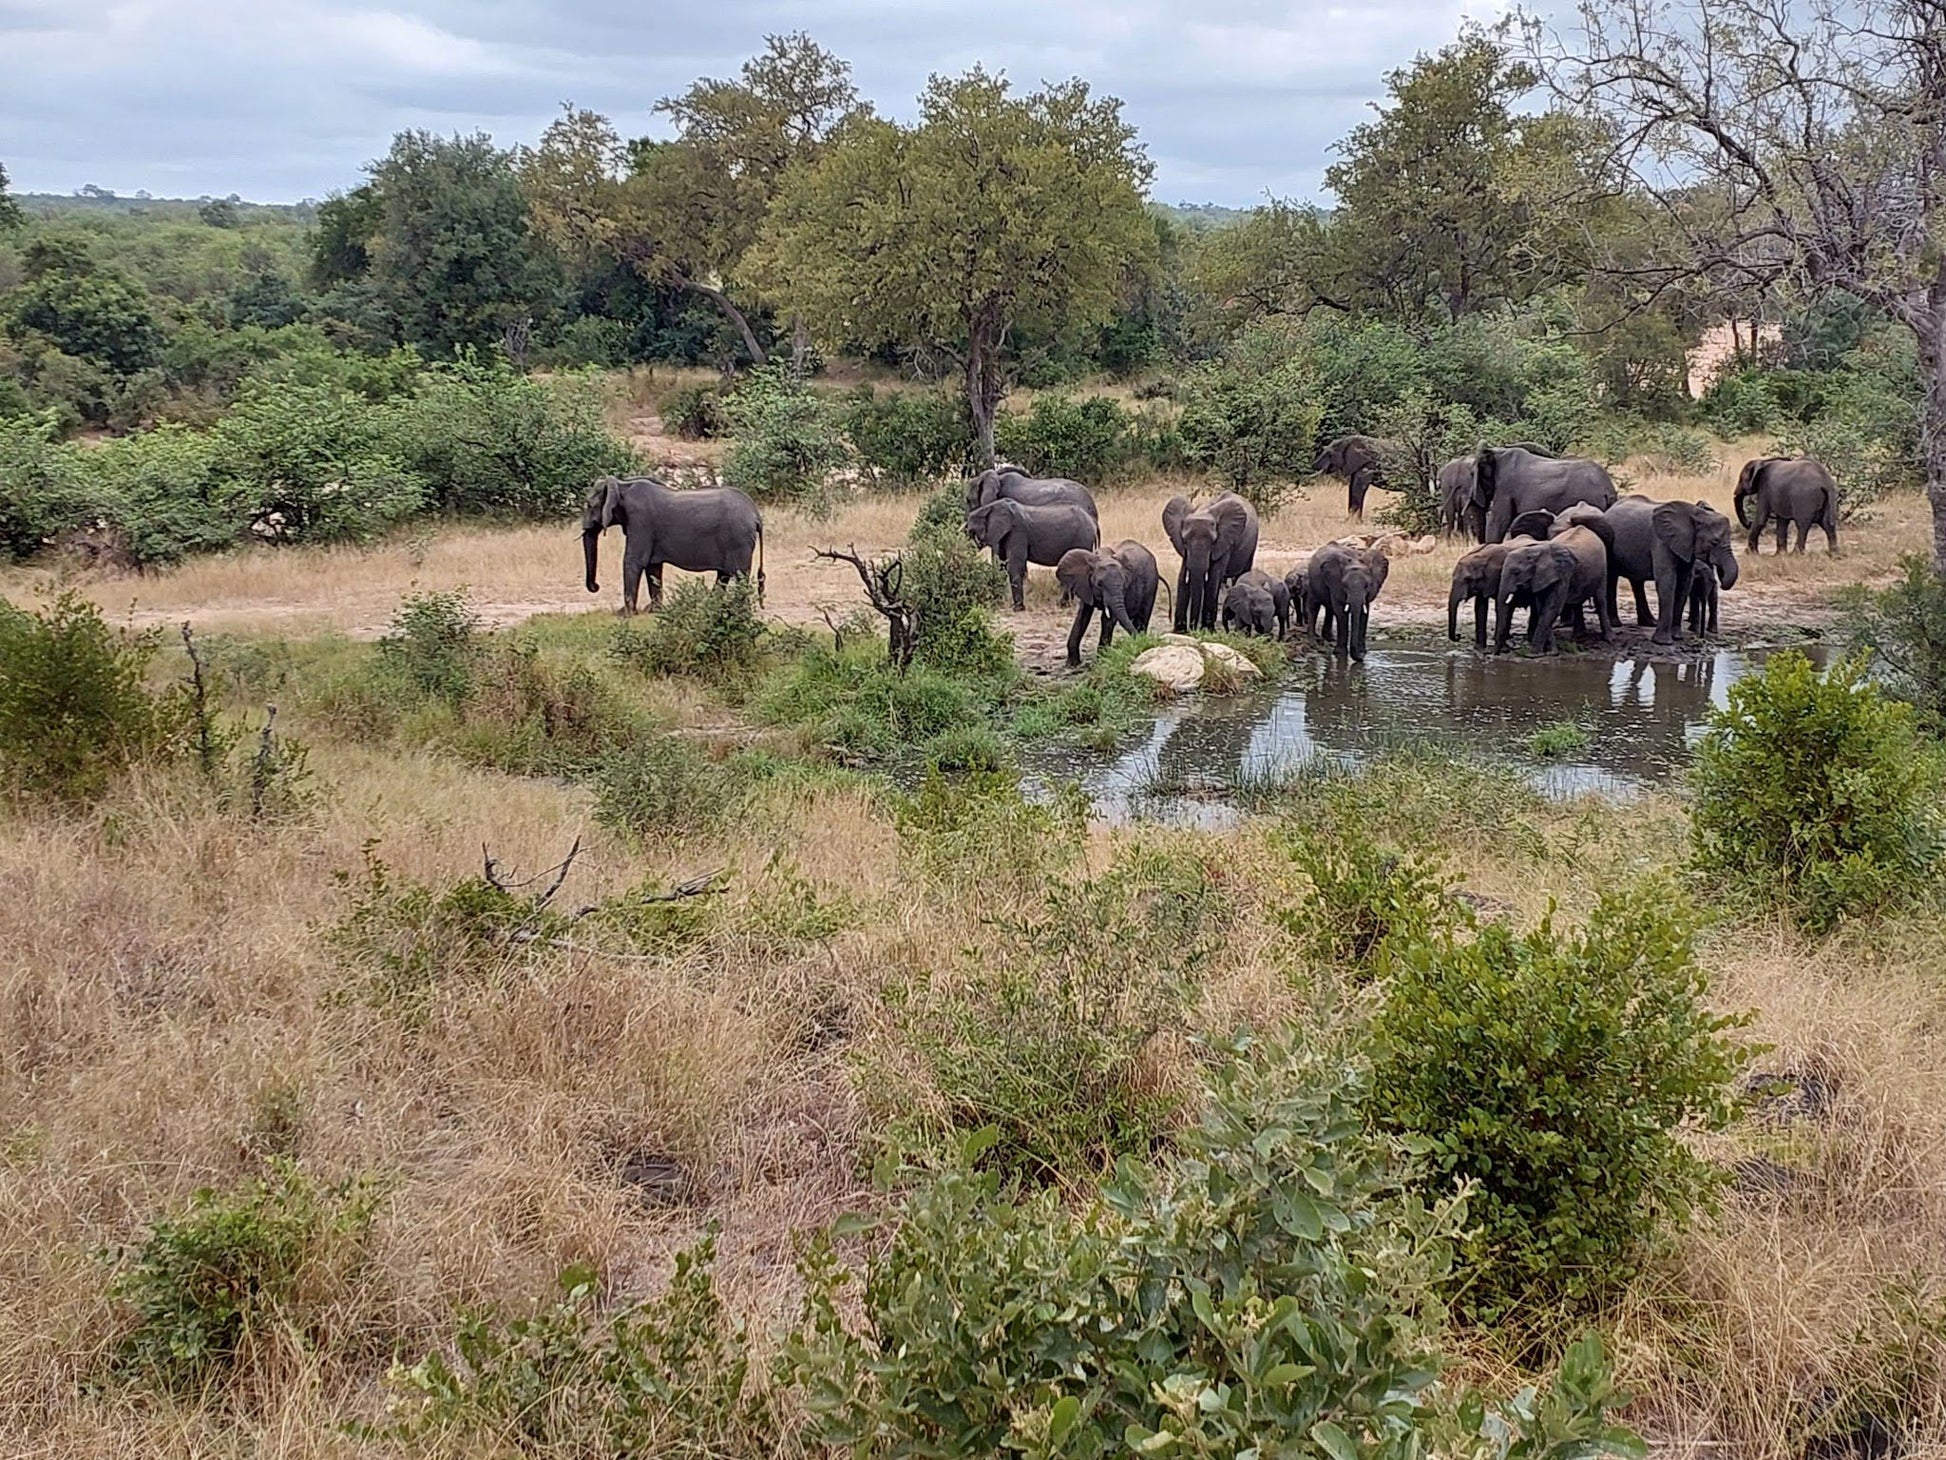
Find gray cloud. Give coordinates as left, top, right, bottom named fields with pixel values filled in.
left=0, top=0, right=1514, bottom=204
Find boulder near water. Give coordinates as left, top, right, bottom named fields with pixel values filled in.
left=1128, top=635, right=1263, bottom=692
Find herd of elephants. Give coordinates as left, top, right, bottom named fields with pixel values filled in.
left=579, top=435, right=1844, bottom=668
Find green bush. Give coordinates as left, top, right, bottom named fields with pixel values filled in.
left=1274, top=825, right=1460, bottom=974
left=73, top=425, right=234, bottom=567
left=879, top=845, right=1222, bottom=1183
left=1526, top=722, right=1591, bottom=760
left=388, top=1240, right=773, bottom=1456
left=107, top=1160, right=377, bottom=1395
left=844, top=386, right=972, bottom=487
left=1700, top=369, right=1781, bottom=435
left=754, top=641, right=998, bottom=766
left=610, top=579, right=764, bottom=685
left=994, top=391, right=1180, bottom=483
left=901, top=530, right=1012, bottom=675
left=721, top=365, right=850, bottom=511
left=373, top=590, right=481, bottom=706
left=659, top=381, right=730, bottom=440
left=1777, top=370, right=1923, bottom=514
left=1841, top=555, right=1946, bottom=735
left=1178, top=351, right=1321, bottom=511
left=1690, top=652, right=1943, bottom=932
left=1371, top=884, right=1751, bottom=1321
left=908, top=484, right=974, bottom=542
left=0, top=412, right=92, bottom=559
left=921, top=722, right=1012, bottom=773
left=790, top=1037, right=1641, bottom=1459
left=447, top=637, right=650, bottom=778
left=593, top=734, right=745, bottom=843
left=0, top=591, right=182, bottom=799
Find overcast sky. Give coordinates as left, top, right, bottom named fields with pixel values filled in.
left=2, top=0, right=1516, bottom=207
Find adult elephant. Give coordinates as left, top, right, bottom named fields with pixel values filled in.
left=1735, top=456, right=1839, bottom=554
left=1314, top=435, right=1399, bottom=518
left=964, top=499, right=1100, bottom=610
left=1493, top=525, right=1609, bottom=655
left=1438, top=444, right=1553, bottom=541
left=963, top=463, right=1101, bottom=520
left=583, top=475, right=764, bottom=614
left=1221, top=577, right=1279, bottom=637
left=1231, top=569, right=1291, bottom=639
left=1567, top=497, right=1740, bottom=646
left=1307, top=543, right=1387, bottom=661
left=1055, top=541, right=1159, bottom=666
left=1163, top=492, right=1260, bottom=631
left=1447, top=541, right=1516, bottom=650
left=1473, top=445, right=1617, bottom=543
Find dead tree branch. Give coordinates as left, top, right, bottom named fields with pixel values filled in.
left=482, top=838, right=583, bottom=907
left=814, top=544, right=918, bottom=667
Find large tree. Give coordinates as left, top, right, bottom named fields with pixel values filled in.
left=1548, top=0, right=1946, bottom=568
left=0, top=162, right=23, bottom=233
left=753, top=68, right=1156, bottom=462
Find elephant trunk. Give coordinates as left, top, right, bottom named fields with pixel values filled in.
left=1185, top=551, right=1212, bottom=629
left=1734, top=488, right=1754, bottom=529
left=583, top=528, right=602, bottom=594
left=1106, top=582, right=1136, bottom=636
left=1447, top=584, right=1463, bottom=641
left=1715, top=549, right=1740, bottom=591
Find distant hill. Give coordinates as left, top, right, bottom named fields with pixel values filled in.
left=1155, top=201, right=1251, bottom=232
left=16, top=191, right=316, bottom=222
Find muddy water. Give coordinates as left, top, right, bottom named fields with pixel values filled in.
left=1026, top=642, right=1830, bottom=825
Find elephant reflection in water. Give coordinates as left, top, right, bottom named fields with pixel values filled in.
left=1143, top=693, right=1288, bottom=798
left=1286, top=655, right=1384, bottom=761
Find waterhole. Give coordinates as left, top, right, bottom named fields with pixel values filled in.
left=1025, top=641, right=1830, bottom=826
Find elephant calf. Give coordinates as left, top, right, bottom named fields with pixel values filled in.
left=1307, top=543, right=1389, bottom=661
left=1221, top=578, right=1279, bottom=637
left=1284, top=562, right=1312, bottom=636
left=1494, top=525, right=1610, bottom=655
left=1448, top=541, right=1515, bottom=650
left=1231, top=569, right=1290, bottom=639
left=964, top=499, right=1101, bottom=610
left=1056, top=541, right=1159, bottom=665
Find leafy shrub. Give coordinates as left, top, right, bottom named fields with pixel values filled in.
left=72, top=425, right=234, bottom=567
left=1371, top=884, right=1751, bottom=1320
left=721, top=365, right=850, bottom=511
left=386, top=356, right=636, bottom=517
left=892, top=768, right=1084, bottom=891
left=1634, top=422, right=1718, bottom=475
left=907, top=484, right=973, bottom=543
left=447, top=637, right=649, bottom=778
left=994, top=391, right=1180, bottom=483
left=1700, top=369, right=1781, bottom=435
left=0, top=591, right=182, bottom=799
left=1841, top=555, right=1946, bottom=735
left=755, top=641, right=998, bottom=766
left=593, top=734, right=745, bottom=843
left=843, top=386, right=972, bottom=487
left=659, top=381, right=730, bottom=440
left=0, top=412, right=92, bottom=559
left=107, top=1159, right=377, bottom=1395
left=901, top=531, right=1012, bottom=676
left=610, top=579, right=764, bottom=685
left=387, top=1239, right=773, bottom=1456
left=921, top=723, right=1012, bottom=773
left=1690, top=652, right=1943, bottom=932
left=878, top=844, right=1221, bottom=1183
left=791, top=1037, right=1641, bottom=1459
left=374, top=590, right=480, bottom=705
left=537, top=313, right=630, bottom=369
left=1178, top=352, right=1322, bottom=511
left=1274, top=824, right=1460, bottom=974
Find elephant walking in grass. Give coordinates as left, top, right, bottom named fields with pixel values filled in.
left=583, top=475, right=764, bottom=614
left=1307, top=543, right=1388, bottom=661
left=1163, top=493, right=1261, bottom=632
left=1314, top=435, right=1399, bottom=518
left=1736, top=457, right=1839, bottom=554
left=1056, top=541, right=1159, bottom=665
left=964, top=499, right=1100, bottom=610
left=1493, top=525, right=1610, bottom=655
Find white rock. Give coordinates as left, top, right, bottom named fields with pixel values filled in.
left=1130, top=639, right=1263, bottom=692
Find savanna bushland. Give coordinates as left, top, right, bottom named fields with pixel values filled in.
left=4, top=11, right=1946, bottom=1458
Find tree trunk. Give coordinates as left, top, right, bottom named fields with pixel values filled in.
left=1921, top=321, right=1946, bottom=573
left=965, top=339, right=1000, bottom=469
left=790, top=315, right=810, bottom=381
left=678, top=275, right=768, bottom=367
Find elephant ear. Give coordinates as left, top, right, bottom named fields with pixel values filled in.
left=1055, top=548, right=1096, bottom=601
left=1472, top=445, right=1498, bottom=504
left=1162, top=495, right=1192, bottom=554
left=1535, top=544, right=1573, bottom=591
left=1362, top=548, right=1391, bottom=599
left=1653, top=501, right=1698, bottom=561
left=599, top=477, right=624, bottom=529
left=1213, top=498, right=1250, bottom=559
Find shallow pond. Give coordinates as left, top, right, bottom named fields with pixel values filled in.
left=1026, top=640, right=1830, bottom=825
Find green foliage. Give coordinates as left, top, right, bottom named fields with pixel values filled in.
left=660, top=381, right=731, bottom=440
left=755, top=636, right=1006, bottom=767
left=843, top=386, right=972, bottom=486
left=374, top=590, right=481, bottom=705
left=3, top=237, right=164, bottom=376
left=107, top=1160, right=377, bottom=1395
left=593, top=734, right=745, bottom=843
left=1371, top=884, right=1751, bottom=1321
left=892, top=768, right=1084, bottom=890
left=993, top=391, right=1179, bottom=483
left=721, top=364, right=850, bottom=510
left=1274, top=825, right=1461, bottom=974
left=1633, top=422, right=1717, bottom=475
left=387, top=1238, right=774, bottom=1456
left=900, top=528, right=1013, bottom=675
left=791, top=1037, right=1643, bottom=1460
left=1699, top=369, right=1781, bottom=435
left=878, top=843, right=1221, bottom=1183
left=611, top=579, right=764, bottom=684
left=0, top=161, right=22, bottom=232
left=922, top=722, right=1012, bottom=773
left=1841, top=555, right=1946, bottom=735
left=1690, top=652, right=1943, bottom=932
left=1178, top=341, right=1322, bottom=508
left=0, top=412, right=92, bottom=559
left=1776, top=366, right=1923, bottom=514
left=1525, top=722, right=1590, bottom=759
left=0, top=592, right=181, bottom=799
left=73, top=425, right=234, bottom=566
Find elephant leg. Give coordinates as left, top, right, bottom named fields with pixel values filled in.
left=1493, top=599, right=1513, bottom=654
left=1774, top=518, right=1789, bottom=554
left=1474, top=595, right=1489, bottom=651
left=646, top=564, right=667, bottom=610
left=1652, top=561, right=1689, bottom=645
left=1008, top=550, right=1028, bottom=611
left=1794, top=520, right=1810, bottom=553
left=1173, top=569, right=1190, bottom=633
left=1630, top=578, right=1654, bottom=627
left=1604, top=571, right=1621, bottom=629
left=1825, top=520, right=1840, bottom=554
left=1747, top=521, right=1763, bottom=554
left=621, top=557, right=644, bottom=616
left=1594, top=587, right=1613, bottom=642
left=1066, top=603, right=1093, bottom=666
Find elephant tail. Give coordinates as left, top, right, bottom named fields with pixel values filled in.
left=755, top=520, right=766, bottom=604
left=1822, top=482, right=1840, bottom=531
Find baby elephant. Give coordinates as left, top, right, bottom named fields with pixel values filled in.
left=1055, top=541, right=1159, bottom=665
left=1229, top=569, right=1291, bottom=638
left=1284, top=562, right=1311, bottom=635
left=1307, top=543, right=1389, bottom=660
left=1221, top=576, right=1279, bottom=637
left=1687, top=561, right=1721, bottom=636
left=964, top=498, right=1100, bottom=610
left=1448, top=541, right=1516, bottom=650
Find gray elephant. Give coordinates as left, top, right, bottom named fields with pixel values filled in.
left=1493, top=525, right=1610, bottom=654
left=1688, top=561, right=1721, bottom=637
left=964, top=498, right=1100, bottom=610
left=1438, top=443, right=1553, bottom=540
left=1447, top=541, right=1516, bottom=650
left=1163, top=492, right=1261, bottom=631
left=1314, top=435, right=1399, bottom=518
left=1221, top=577, right=1279, bottom=637
left=964, top=463, right=1100, bottom=520
left=1284, top=562, right=1312, bottom=636
left=1736, top=456, right=1839, bottom=554
left=1566, top=496, right=1740, bottom=646
left=1055, top=541, right=1159, bottom=665
left=1473, top=445, right=1617, bottom=543
left=1229, top=569, right=1291, bottom=639
left=1307, top=543, right=1388, bottom=660
left=583, top=475, right=765, bottom=614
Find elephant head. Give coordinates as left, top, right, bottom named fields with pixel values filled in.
left=1447, top=543, right=1509, bottom=641
left=1056, top=548, right=1136, bottom=634
left=1495, top=541, right=1574, bottom=651
left=583, top=476, right=626, bottom=593
left=1221, top=579, right=1276, bottom=637
left=1312, top=439, right=1347, bottom=476
left=1469, top=444, right=1501, bottom=520
left=965, top=465, right=1024, bottom=513
left=963, top=499, right=1018, bottom=550
left=1655, top=500, right=1740, bottom=591
left=1163, top=494, right=1245, bottom=630
left=1732, top=458, right=1784, bottom=529
left=1554, top=500, right=1614, bottom=552
left=1505, top=509, right=1557, bottom=542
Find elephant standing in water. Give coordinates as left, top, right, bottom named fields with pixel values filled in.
left=1163, top=493, right=1261, bottom=631
left=1736, top=457, right=1840, bottom=554
left=1307, top=543, right=1389, bottom=660
left=1447, top=541, right=1516, bottom=650
left=964, top=499, right=1100, bottom=610
left=1056, top=541, right=1159, bottom=666
left=583, top=476, right=765, bottom=614
left=1314, top=435, right=1398, bottom=518
left=1565, top=496, right=1740, bottom=645
left=1493, top=525, right=1610, bottom=654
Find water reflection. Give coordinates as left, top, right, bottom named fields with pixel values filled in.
left=1024, top=642, right=1827, bottom=824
